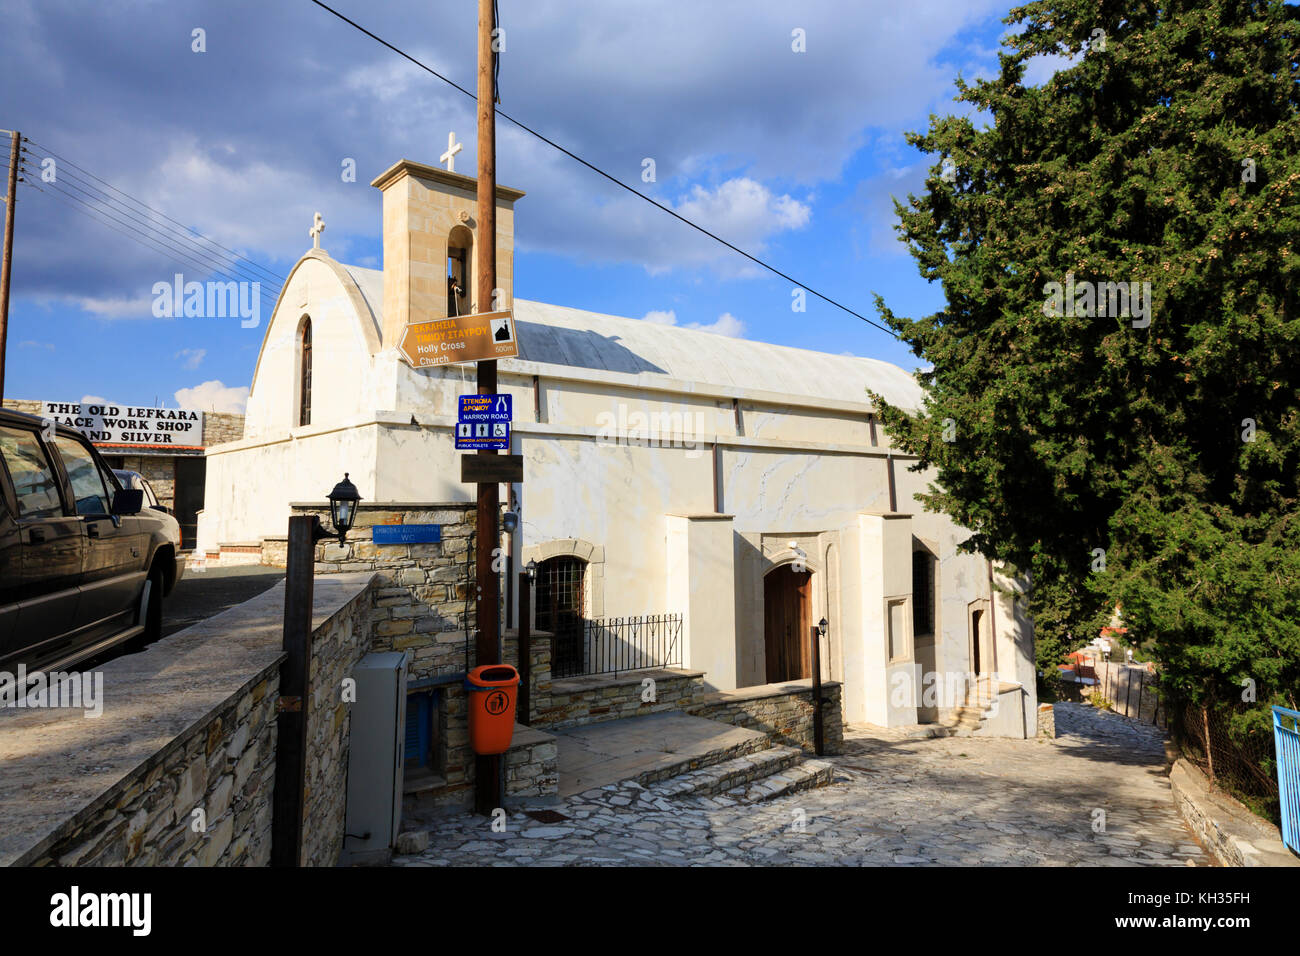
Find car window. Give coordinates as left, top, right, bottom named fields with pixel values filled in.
left=141, top=479, right=159, bottom=508
left=0, top=426, right=64, bottom=518
left=53, top=435, right=111, bottom=516
left=97, top=461, right=121, bottom=504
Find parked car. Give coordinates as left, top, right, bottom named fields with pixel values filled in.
left=113, top=468, right=169, bottom=514
left=0, top=408, right=184, bottom=673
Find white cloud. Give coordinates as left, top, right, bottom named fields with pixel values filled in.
left=174, top=380, right=248, bottom=414
left=18, top=340, right=55, bottom=350
left=534, top=176, right=812, bottom=276
left=81, top=394, right=108, bottom=406
left=641, top=309, right=745, bottom=338
left=175, top=348, right=206, bottom=370
left=1022, top=52, right=1078, bottom=87
left=688, top=312, right=745, bottom=337
left=69, top=294, right=156, bottom=319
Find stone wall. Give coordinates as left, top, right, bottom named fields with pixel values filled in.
left=0, top=573, right=375, bottom=867
left=1169, top=758, right=1300, bottom=867
left=22, top=670, right=280, bottom=867
left=1037, top=702, right=1056, bottom=739
left=531, top=668, right=706, bottom=731
left=269, top=502, right=477, bottom=682
left=204, top=411, right=245, bottom=446
left=301, top=576, right=376, bottom=867
left=687, top=679, right=844, bottom=755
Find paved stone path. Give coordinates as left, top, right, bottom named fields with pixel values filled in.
left=393, top=703, right=1210, bottom=866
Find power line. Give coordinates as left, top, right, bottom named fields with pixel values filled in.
left=24, top=159, right=281, bottom=303
left=307, top=0, right=900, bottom=341
left=20, top=172, right=280, bottom=310
left=36, top=158, right=284, bottom=291
left=22, top=137, right=286, bottom=286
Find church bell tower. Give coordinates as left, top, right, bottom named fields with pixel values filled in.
left=370, top=153, right=525, bottom=351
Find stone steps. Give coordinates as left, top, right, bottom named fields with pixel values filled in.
left=720, top=757, right=835, bottom=804
left=651, top=745, right=804, bottom=798
left=632, top=731, right=774, bottom=788
left=717, top=759, right=837, bottom=806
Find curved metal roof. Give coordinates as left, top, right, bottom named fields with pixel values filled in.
left=505, top=299, right=924, bottom=411
left=342, top=266, right=924, bottom=411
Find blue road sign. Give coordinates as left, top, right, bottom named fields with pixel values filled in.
left=458, top=394, right=512, bottom=423
left=455, top=420, right=510, bottom=450
left=372, top=524, right=442, bottom=545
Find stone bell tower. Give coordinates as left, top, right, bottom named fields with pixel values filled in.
left=370, top=154, right=525, bottom=350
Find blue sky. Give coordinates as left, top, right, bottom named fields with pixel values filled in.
left=0, top=0, right=1066, bottom=413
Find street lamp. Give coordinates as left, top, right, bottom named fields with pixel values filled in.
left=312, top=472, right=361, bottom=546
left=818, top=617, right=828, bottom=637
left=526, top=559, right=537, bottom=583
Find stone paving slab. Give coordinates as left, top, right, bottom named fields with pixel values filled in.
left=551, top=711, right=769, bottom=797
left=394, top=703, right=1212, bottom=867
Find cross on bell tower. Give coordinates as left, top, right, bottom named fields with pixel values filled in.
left=309, top=211, right=325, bottom=249
left=440, top=131, right=463, bottom=173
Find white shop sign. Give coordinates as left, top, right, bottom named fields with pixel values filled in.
left=41, top=401, right=204, bottom=447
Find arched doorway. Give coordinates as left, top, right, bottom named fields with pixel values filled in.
left=764, top=564, right=812, bottom=683
left=536, top=555, right=587, bottom=677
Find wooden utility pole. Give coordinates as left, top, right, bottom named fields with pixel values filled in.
left=271, top=515, right=317, bottom=866
left=0, top=130, right=20, bottom=406
left=473, top=0, right=502, bottom=815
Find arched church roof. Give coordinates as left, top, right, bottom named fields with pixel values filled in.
left=505, top=299, right=925, bottom=412
left=342, top=265, right=924, bottom=411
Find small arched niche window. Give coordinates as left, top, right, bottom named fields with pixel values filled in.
left=912, top=546, right=937, bottom=639
left=447, top=225, right=473, bottom=317
left=298, top=316, right=312, bottom=427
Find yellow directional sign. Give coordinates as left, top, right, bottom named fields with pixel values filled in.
left=398, top=310, right=519, bottom=367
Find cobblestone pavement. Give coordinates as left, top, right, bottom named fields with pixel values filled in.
left=394, top=703, right=1210, bottom=867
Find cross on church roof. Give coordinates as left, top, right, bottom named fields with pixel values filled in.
left=309, top=211, right=325, bottom=249
left=441, top=131, right=463, bottom=173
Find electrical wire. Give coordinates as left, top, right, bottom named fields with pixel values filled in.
left=19, top=173, right=281, bottom=311
left=26, top=164, right=280, bottom=307
left=22, top=136, right=287, bottom=286
left=306, top=0, right=900, bottom=340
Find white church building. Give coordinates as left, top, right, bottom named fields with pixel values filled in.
left=196, top=156, right=1037, bottom=736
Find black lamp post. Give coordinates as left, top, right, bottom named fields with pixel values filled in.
left=313, top=472, right=361, bottom=545
left=518, top=558, right=539, bottom=728
left=811, top=617, right=828, bottom=757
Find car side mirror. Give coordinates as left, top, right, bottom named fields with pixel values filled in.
left=111, top=488, right=144, bottom=515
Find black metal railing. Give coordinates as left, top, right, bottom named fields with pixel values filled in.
left=551, top=613, right=683, bottom=678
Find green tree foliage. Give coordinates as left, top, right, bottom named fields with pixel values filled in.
left=870, top=0, right=1300, bottom=730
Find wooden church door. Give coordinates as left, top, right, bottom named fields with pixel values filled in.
left=764, top=564, right=811, bottom=683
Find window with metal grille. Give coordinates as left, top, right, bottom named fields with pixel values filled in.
left=912, top=549, right=935, bottom=638
left=299, top=318, right=312, bottom=427
left=536, top=556, right=587, bottom=677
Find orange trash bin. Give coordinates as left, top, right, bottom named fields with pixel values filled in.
left=465, top=664, right=519, bottom=755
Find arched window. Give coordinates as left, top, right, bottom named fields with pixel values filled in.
left=536, top=556, right=587, bottom=677
left=447, top=226, right=473, bottom=318
left=912, top=547, right=936, bottom=638
left=298, top=318, right=312, bottom=426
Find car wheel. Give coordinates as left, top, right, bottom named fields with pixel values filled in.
left=126, top=566, right=164, bottom=653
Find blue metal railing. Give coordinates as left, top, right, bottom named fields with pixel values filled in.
left=1273, top=705, right=1300, bottom=855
